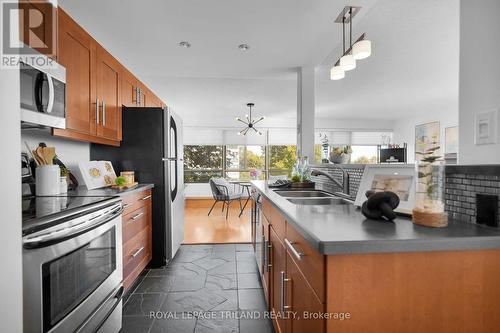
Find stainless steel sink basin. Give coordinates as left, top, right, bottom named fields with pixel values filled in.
left=286, top=198, right=352, bottom=205
left=274, top=190, right=334, bottom=198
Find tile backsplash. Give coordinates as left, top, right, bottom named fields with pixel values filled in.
left=311, top=164, right=365, bottom=198
left=445, top=165, right=500, bottom=226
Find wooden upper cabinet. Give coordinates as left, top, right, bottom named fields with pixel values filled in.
left=55, top=9, right=96, bottom=136
left=121, top=68, right=139, bottom=107
left=96, top=45, right=121, bottom=141
left=19, top=0, right=57, bottom=58
left=53, top=6, right=167, bottom=145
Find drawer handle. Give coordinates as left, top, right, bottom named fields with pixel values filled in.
left=141, top=195, right=152, bottom=201
left=131, top=246, right=144, bottom=258
left=284, top=238, right=304, bottom=261
left=131, top=212, right=144, bottom=221
left=122, top=203, right=132, bottom=209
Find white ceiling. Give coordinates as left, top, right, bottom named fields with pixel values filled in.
left=59, top=0, right=459, bottom=128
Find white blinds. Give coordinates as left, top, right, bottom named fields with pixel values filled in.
left=268, top=128, right=297, bottom=145
left=316, top=131, right=392, bottom=146
left=351, top=131, right=392, bottom=145
left=184, top=128, right=392, bottom=146
left=183, top=128, right=224, bottom=145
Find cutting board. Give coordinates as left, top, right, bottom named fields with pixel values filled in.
left=111, top=182, right=138, bottom=190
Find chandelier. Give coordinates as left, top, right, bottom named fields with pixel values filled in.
left=236, top=103, right=265, bottom=136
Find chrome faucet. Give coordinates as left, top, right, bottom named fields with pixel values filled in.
left=311, top=166, right=350, bottom=196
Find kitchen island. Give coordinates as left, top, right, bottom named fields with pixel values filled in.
left=251, top=180, right=500, bottom=333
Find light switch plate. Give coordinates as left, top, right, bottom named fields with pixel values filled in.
left=475, top=109, right=498, bottom=145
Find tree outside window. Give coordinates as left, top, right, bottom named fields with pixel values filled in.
left=184, top=145, right=223, bottom=183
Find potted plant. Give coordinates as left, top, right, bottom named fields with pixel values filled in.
left=330, top=146, right=352, bottom=164
left=291, top=156, right=314, bottom=188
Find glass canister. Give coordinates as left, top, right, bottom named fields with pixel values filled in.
left=121, top=171, right=135, bottom=184
left=412, top=158, right=448, bottom=227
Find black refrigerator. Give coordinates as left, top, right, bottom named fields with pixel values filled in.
left=91, top=106, right=184, bottom=267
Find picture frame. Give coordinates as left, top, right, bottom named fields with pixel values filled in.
left=415, top=121, right=440, bottom=162
left=354, top=164, right=416, bottom=215
left=445, top=126, right=458, bottom=162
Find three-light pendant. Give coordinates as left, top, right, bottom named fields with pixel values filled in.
left=330, top=6, right=372, bottom=80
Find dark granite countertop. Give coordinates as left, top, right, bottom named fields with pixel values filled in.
left=67, top=183, right=155, bottom=198
left=251, top=181, right=500, bottom=255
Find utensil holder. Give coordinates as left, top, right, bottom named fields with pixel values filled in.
left=36, top=165, right=61, bottom=196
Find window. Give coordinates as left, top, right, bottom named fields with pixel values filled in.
left=351, top=145, right=378, bottom=164
left=184, top=145, right=223, bottom=183
left=269, top=145, right=297, bottom=177
left=226, top=145, right=266, bottom=181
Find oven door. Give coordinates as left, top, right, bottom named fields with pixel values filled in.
left=23, top=203, right=122, bottom=333
left=20, top=61, right=66, bottom=129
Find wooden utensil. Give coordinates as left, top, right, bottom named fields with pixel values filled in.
left=34, top=147, right=46, bottom=165
left=31, top=149, right=43, bottom=165
left=43, top=147, right=56, bottom=165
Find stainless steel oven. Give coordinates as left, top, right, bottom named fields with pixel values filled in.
left=20, top=51, right=66, bottom=129
left=23, top=198, right=123, bottom=333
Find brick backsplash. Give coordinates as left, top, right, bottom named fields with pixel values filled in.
left=310, top=164, right=365, bottom=198
left=445, top=165, right=500, bottom=225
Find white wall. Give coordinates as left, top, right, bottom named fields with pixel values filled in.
left=459, top=0, right=500, bottom=164
left=0, top=1, right=23, bottom=329
left=21, top=130, right=90, bottom=171
left=393, top=109, right=458, bottom=163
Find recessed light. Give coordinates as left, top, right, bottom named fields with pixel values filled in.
left=179, top=41, right=191, bottom=48
left=238, top=44, right=250, bottom=51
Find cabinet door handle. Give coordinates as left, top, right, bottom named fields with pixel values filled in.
left=131, top=246, right=144, bottom=258
left=122, top=203, right=132, bottom=209
left=95, top=98, right=100, bottom=124
left=131, top=212, right=144, bottom=221
left=280, top=271, right=291, bottom=312
left=285, top=238, right=304, bottom=261
left=266, top=242, right=272, bottom=271
left=132, top=87, right=137, bottom=104
left=102, top=100, right=106, bottom=126
left=141, top=195, right=152, bottom=201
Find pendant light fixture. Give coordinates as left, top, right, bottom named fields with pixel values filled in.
left=236, top=103, right=265, bottom=136
left=330, top=6, right=372, bottom=80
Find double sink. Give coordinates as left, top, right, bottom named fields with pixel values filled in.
left=273, top=189, right=354, bottom=206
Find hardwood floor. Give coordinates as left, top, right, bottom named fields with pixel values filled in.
left=184, top=199, right=252, bottom=244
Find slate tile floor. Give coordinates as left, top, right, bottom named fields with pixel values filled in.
left=122, top=244, right=274, bottom=333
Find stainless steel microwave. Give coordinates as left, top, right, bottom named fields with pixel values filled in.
left=20, top=54, right=66, bottom=129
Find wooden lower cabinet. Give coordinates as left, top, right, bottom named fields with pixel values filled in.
left=122, top=189, right=153, bottom=293
left=285, top=252, right=325, bottom=333
left=270, top=228, right=287, bottom=333
left=261, top=215, right=271, bottom=307
left=261, top=197, right=500, bottom=333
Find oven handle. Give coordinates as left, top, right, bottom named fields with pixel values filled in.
left=76, top=285, right=124, bottom=333
left=23, top=204, right=123, bottom=249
